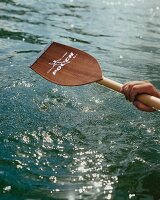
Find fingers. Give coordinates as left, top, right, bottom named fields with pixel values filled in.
left=120, top=81, right=160, bottom=112
left=121, top=81, right=160, bottom=101
left=121, top=81, right=146, bottom=102
left=133, top=101, right=156, bottom=112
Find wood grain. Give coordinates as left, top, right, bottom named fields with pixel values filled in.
left=31, top=42, right=103, bottom=86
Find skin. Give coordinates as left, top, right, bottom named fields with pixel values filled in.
left=120, top=81, right=160, bottom=112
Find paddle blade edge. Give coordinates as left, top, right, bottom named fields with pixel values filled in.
left=30, top=42, right=103, bottom=86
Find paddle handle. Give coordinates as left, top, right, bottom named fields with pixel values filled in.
left=97, top=76, right=160, bottom=110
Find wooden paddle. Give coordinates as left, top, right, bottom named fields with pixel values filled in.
left=30, top=41, right=160, bottom=110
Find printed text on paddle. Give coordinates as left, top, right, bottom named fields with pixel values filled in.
left=47, top=52, right=77, bottom=75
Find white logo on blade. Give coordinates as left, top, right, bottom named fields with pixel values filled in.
left=47, top=52, right=77, bottom=75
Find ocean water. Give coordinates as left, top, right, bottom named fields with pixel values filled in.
left=0, top=0, right=160, bottom=199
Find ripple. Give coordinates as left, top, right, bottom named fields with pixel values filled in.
left=60, top=35, right=91, bottom=44
left=0, top=28, right=45, bottom=44
left=0, top=14, right=45, bottom=25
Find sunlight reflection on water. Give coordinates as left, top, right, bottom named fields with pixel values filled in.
left=0, top=0, right=160, bottom=199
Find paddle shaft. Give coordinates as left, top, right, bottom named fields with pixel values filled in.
left=97, top=77, right=160, bottom=110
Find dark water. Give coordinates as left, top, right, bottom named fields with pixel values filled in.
left=0, top=0, right=160, bottom=199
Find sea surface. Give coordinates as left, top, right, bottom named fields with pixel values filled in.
left=0, top=0, right=160, bottom=199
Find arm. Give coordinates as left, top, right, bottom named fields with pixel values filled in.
left=121, top=81, right=160, bottom=112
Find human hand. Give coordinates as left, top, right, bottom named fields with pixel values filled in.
left=121, top=81, right=160, bottom=112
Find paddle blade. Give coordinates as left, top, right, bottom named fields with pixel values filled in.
left=30, top=42, right=102, bottom=86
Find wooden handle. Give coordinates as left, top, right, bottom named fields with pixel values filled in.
left=97, top=76, right=122, bottom=92
left=97, top=76, right=160, bottom=110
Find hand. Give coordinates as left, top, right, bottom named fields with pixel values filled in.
left=121, top=81, right=160, bottom=112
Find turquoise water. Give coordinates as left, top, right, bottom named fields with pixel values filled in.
left=0, top=0, right=160, bottom=199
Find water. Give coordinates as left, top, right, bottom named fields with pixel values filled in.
left=0, top=0, right=160, bottom=199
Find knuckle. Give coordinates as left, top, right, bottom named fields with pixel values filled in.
left=131, top=85, right=138, bottom=93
